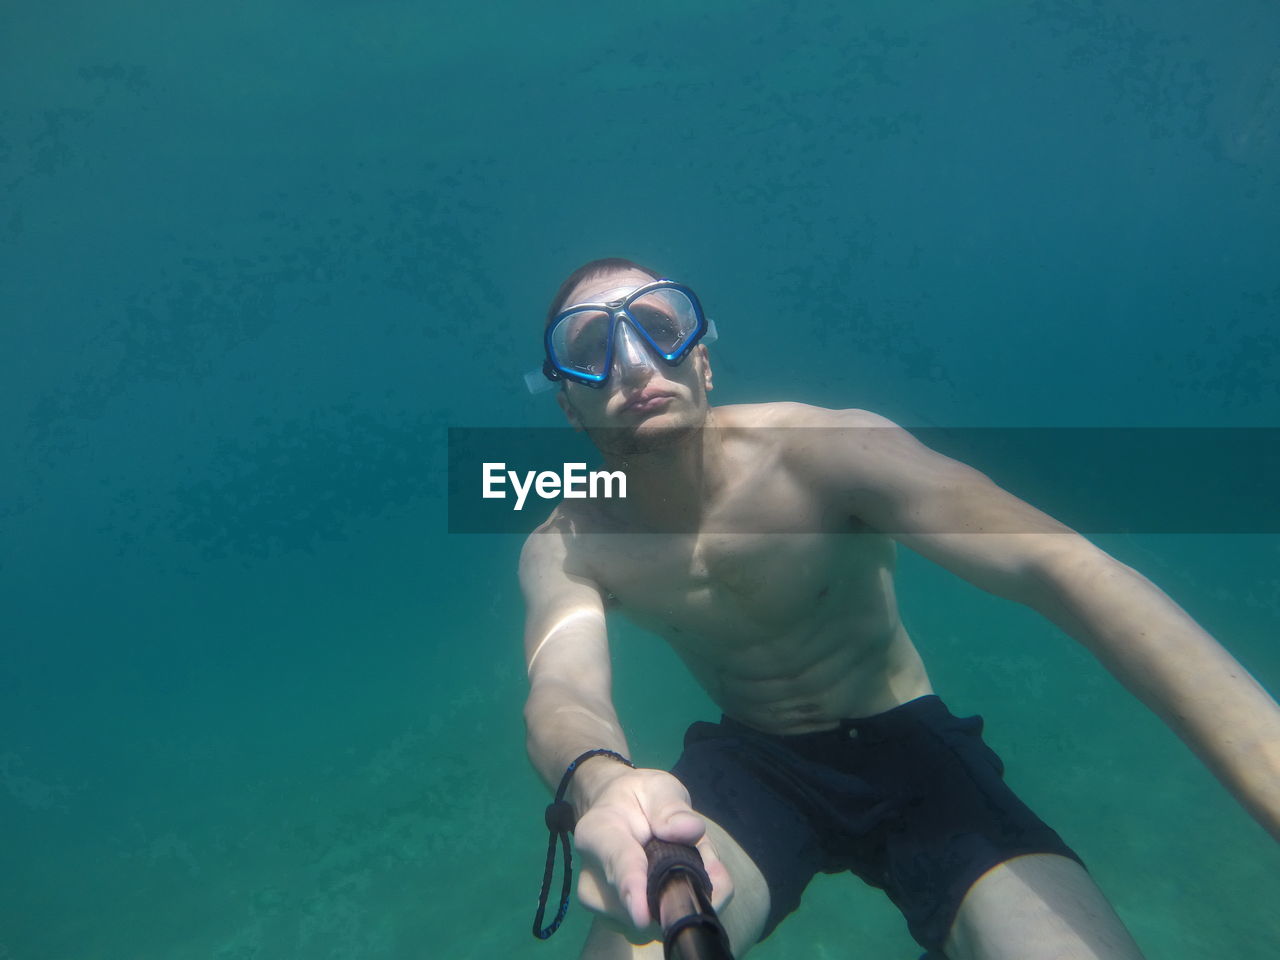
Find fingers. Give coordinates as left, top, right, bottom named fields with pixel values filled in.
left=574, top=807, right=656, bottom=932
left=696, top=822, right=736, bottom=913
left=637, top=785, right=737, bottom=912
left=574, top=769, right=719, bottom=937
left=578, top=852, right=663, bottom=945
left=612, top=826, right=655, bottom=931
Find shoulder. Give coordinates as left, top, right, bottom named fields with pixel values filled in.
left=714, top=402, right=906, bottom=460
left=711, top=401, right=911, bottom=468
left=519, top=504, right=609, bottom=588
left=713, top=400, right=899, bottom=431
left=519, top=507, right=583, bottom=580
left=757, top=404, right=929, bottom=494
left=710, top=403, right=918, bottom=499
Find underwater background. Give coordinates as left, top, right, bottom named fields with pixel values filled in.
left=3, top=1, right=1279, bottom=957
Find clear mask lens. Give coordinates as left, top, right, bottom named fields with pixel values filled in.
left=549, top=308, right=612, bottom=379
left=626, top=287, right=700, bottom=357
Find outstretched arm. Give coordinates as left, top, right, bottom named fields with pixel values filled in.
left=519, top=517, right=732, bottom=936
left=1023, top=537, right=1280, bottom=841
left=520, top=518, right=630, bottom=810
left=793, top=405, right=1280, bottom=841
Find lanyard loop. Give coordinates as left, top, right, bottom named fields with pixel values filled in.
left=532, top=748, right=635, bottom=939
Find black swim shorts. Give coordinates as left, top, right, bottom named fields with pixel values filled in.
left=670, top=694, right=1083, bottom=953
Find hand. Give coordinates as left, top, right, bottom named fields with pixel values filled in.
left=573, top=767, right=734, bottom=943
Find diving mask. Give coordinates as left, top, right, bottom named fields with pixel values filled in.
left=526, top=280, right=717, bottom=394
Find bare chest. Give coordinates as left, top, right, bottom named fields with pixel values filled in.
left=580, top=525, right=897, bottom=643
left=565, top=441, right=898, bottom=644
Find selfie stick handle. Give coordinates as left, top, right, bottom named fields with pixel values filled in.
left=644, top=839, right=735, bottom=960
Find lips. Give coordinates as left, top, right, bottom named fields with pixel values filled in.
left=621, top=391, right=675, bottom=414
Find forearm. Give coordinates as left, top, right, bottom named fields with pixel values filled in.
left=1033, top=544, right=1280, bottom=840
left=524, top=682, right=634, bottom=816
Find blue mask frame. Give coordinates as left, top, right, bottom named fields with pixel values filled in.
left=541, top=280, right=709, bottom=389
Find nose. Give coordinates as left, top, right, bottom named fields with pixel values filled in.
left=612, top=319, right=660, bottom=384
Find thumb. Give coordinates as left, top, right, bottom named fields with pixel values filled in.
left=654, top=807, right=706, bottom=844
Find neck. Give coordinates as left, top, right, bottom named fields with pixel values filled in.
left=598, top=409, right=726, bottom=531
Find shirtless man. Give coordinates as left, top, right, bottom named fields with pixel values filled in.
left=520, top=258, right=1280, bottom=960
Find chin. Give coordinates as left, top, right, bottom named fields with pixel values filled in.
left=592, top=410, right=704, bottom=456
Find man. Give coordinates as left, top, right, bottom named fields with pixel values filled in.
left=520, top=258, right=1280, bottom=959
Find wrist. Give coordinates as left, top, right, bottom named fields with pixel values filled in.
left=567, top=750, right=634, bottom=815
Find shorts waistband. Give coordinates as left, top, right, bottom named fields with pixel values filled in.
left=717, top=694, right=951, bottom=748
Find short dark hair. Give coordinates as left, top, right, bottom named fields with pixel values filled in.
left=544, top=257, right=662, bottom=329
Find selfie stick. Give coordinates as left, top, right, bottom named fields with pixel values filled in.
left=644, top=839, right=735, bottom=960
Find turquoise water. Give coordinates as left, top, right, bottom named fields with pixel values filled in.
left=3, top=1, right=1279, bottom=957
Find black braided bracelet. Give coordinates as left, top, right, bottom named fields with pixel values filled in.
left=532, top=749, right=635, bottom=939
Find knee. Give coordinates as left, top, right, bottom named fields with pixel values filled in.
left=580, top=917, right=665, bottom=959
left=699, top=816, right=771, bottom=956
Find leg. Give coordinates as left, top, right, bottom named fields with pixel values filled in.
left=942, top=854, right=1146, bottom=960
left=580, top=816, right=771, bottom=959
left=579, top=920, right=664, bottom=960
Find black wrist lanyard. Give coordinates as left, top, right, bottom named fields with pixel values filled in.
left=532, top=748, right=634, bottom=939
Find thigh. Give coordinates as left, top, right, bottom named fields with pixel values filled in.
left=943, top=853, right=1146, bottom=960
left=579, top=816, right=771, bottom=960
left=580, top=920, right=664, bottom=960
left=672, top=726, right=830, bottom=939
left=878, top=706, right=1090, bottom=950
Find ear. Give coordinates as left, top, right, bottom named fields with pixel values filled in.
left=556, top=387, right=585, bottom=431
left=697, top=345, right=714, bottom=393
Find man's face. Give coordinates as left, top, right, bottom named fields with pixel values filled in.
left=554, top=267, right=714, bottom=455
